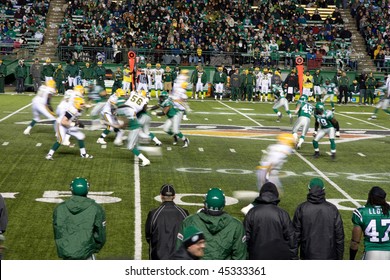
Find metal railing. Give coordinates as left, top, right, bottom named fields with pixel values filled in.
left=57, top=46, right=363, bottom=71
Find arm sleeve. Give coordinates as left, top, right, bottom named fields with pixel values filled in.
left=292, top=207, right=302, bottom=259
left=231, top=219, right=247, bottom=260
left=93, top=205, right=106, bottom=251
left=145, top=211, right=152, bottom=244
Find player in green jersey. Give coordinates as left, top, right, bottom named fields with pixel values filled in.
left=292, top=95, right=314, bottom=149
left=272, top=84, right=292, bottom=123
left=350, top=186, right=390, bottom=260
left=312, top=103, right=339, bottom=160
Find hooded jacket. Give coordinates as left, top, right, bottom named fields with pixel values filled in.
left=244, top=191, right=296, bottom=260
left=53, top=195, right=106, bottom=259
left=179, top=209, right=247, bottom=260
left=292, top=187, right=344, bottom=260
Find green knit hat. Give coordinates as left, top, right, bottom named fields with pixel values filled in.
left=183, top=226, right=205, bottom=248
left=308, top=178, right=325, bottom=190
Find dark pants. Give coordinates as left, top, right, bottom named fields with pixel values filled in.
left=16, top=77, right=25, bottom=93
left=32, top=77, right=42, bottom=92
left=0, top=77, right=4, bottom=93
left=339, top=85, right=348, bottom=104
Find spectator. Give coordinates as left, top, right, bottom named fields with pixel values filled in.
left=0, top=194, right=8, bottom=260
left=349, top=79, right=360, bottom=104
left=293, top=178, right=344, bottom=260
left=169, top=226, right=205, bottom=260
left=14, top=59, right=27, bottom=94
left=30, top=58, right=42, bottom=93
left=42, top=58, right=55, bottom=82
left=178, top=188, right=247, bottom=260
left=53, top=177, right=106, bottom=260
left=0, top=59, right=7, bottom=93
left=350, top=186, right=390, bottom=260
left=244, top=182, right=296, bottom=260
left=145, top=184, right=189, bottom=260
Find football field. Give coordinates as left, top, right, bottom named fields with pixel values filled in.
left=1, top=93, right=390, bottom=260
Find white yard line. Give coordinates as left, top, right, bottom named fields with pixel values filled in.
left=133, top=156, right=142, bottom=260
left=218, top=101, right=264, bottom=127
left=0, top=103, right=31, bottom=123
left=336, top=112, right=390, bottom=131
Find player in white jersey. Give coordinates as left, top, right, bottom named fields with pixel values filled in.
left=24, top=80, right=57, bottom=135
left=260, top=69, right=271, bottom=102
left=116, top=91, right=151, bottom=167
left=96, top=88, right=126, bottom=146
left=173, top=69, right=190, bottom=121
left=54, top=86, right=85, bottom=147
left=144, top=63, right=154, bottom=91
left=153, top=63, right=164, bottom=99
left=254, top=68, right=262, bottom=100
left=369, top=82, right=390, bottom=120
left=45, top=96, right=93, bottom=160
left=241, top=133, right=295, bottom=215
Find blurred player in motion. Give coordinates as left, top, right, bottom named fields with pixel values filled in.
left=241, top=133, right=295, bottom=215
left=24, top=80, right=57, bottom=135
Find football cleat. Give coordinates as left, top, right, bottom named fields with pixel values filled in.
left=173, top=135, right=178, bottom=145
left=140, top=158, right=151, bottom=167
left=23, top=127, right=31, bottom=135
left=331, top=153, right=336, bottom=160
left=81, top=153, right=93, bottom=159
left=335, top=131, right=340, bottom=137
left=155, top=140, right=162, bottom=146
left=313, top=151, right=320, bottom=158
left=45, top=154, right=53, bottom=160
left=113, top=139, right=123, bottom=146
left=183, top=138, right=190, bottom=148
left=182, top=115, right=189, bottom=121
left=96, top=138, right=107, bottom=145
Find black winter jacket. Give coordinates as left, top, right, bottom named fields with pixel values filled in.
left=292, top=188, right=344, bottom=260
left=145, top=201, right=189, bottom=260
left=244, top=192, right=296, bottom=260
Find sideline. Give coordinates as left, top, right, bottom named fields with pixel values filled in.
left=134, top=156, right=142, bottom=260
left=218, top=101, right=264, bottom=127
left=0, top=103, right=31, bottom=123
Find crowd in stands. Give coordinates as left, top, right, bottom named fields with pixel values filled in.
left=57, top=0, right=355, bottom=69
left=0, top=0, right=48, bottom=55
left=351, top=0, right=390, bottom=72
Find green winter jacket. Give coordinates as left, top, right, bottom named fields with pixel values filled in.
left=42, top=64, right=55, bottom=77
left=213, top=71, right=227, bottom=84
left=53, top=195, right=106, bottom=260
left=65, top=63, right=80, bottom=77
left=81, top=66, right=96, bottom=80
left=178, top=210, right=247, bottom=260
left=14, top=65, right=27, bottom=78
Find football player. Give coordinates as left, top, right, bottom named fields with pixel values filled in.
left=153, top=63, right=164, bottom=99
left=312, top=103, right=339, bottom=160
left=321, top=79, right=337, bottom=112
left=369, top=83, right=390, bottom=120
left=151, top=91, right=189, bottom=147
left=96, top=88, right=126, bottom=146
left=116, top=91, right=152, bottom=167
left=292, top=95, right=314, bottom=149
left=24, top=80, right=57, bottom=135
left=212, top=66, right=227, bottom=100
left=272, top=84, right=293, bottom=123
left=45, top=96, right=93, bottom=160
left=241, top=133, right=295, bottom=215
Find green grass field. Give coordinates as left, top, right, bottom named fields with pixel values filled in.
left=1, top=93, right=389, bottom=260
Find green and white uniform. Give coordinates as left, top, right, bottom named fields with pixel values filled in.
left=352, top=205, right=390, bottom=259
left=313, top=109, right=336, bottom=154
left=321, top=82, right=337, bottom=111
left=292, top=99, right=313, bottom=148
left=272, top=84, right=292, bottom=122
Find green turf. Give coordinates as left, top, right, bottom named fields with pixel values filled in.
left=0, top=93, right=389, bottom=260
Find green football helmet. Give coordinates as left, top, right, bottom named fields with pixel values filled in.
left=299, top=95, right=308, bottom=102
left=70, top=177, right=89, bottom=196
left=204, top=188, right=225, bottom=211
left=159, top=91, right=169, bottom=102
left=315, top=102, right=325, bottom=115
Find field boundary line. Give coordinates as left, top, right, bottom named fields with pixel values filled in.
left=134, top=156, right=142, bottom=260
left=0, top=103, right=32, bottom=123
left=218, top=101, right=264, bottom=127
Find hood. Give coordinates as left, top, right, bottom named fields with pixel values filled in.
left=307, top=187, right=326, bottom=204
left=254, top=191, right=280, bottom=205
left=65, top=195, right=94, bottom=215
left=197, top=210, right=231, bottom=235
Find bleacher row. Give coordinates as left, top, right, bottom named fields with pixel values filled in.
left=0, top=1, right=48, bottom=58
